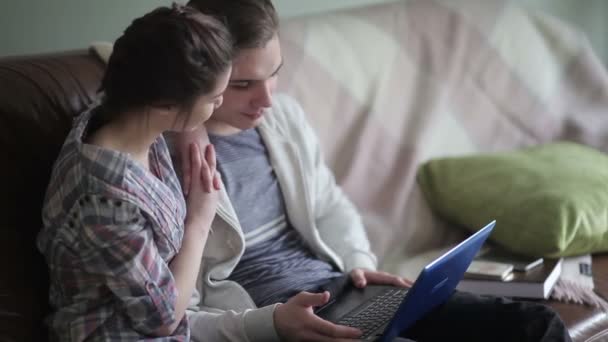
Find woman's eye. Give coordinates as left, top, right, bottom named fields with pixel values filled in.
left=230, top=82, right=250, bottom=89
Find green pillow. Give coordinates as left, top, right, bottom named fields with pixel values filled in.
left=417, top=142, right=608, bottom=258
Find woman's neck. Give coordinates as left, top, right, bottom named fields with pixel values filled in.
left=87, top=110, right=162, bottom=169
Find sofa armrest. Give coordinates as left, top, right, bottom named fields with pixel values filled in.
left=545, top=254, right=608, bottom=342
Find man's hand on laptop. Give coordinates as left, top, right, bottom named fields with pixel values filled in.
left=274, top=291, right=363, bottom=341
left=349, top=269, right=413, bottom=288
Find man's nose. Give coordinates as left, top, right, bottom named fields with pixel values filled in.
left=252, top=81, right=273, bottom=108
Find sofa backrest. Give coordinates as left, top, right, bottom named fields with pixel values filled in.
left=0, top=50, right=104, bottom=341
left=275, top=0, right=608, bottom=264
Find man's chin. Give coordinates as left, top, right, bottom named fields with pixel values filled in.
left=239, top=113, right=264, bottom=127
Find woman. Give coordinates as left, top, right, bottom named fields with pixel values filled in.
left=36, top=4, right=232, bottom=340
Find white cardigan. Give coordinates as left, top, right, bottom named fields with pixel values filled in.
left=187, top=94, right=377, bottom=342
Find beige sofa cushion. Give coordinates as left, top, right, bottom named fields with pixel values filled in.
left=275, top=0, right=608, bottom=271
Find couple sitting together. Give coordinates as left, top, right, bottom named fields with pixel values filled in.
left=36, top=0, right=571, bottom=341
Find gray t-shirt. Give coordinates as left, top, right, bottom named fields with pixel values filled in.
left=209, top=128, right=342, bottom=307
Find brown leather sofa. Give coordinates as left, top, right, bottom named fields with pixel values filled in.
left=0, top=50, right=103, bottom=342
left=1, top=49, right=607, bottom=341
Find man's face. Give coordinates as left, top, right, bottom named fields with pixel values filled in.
left=205, top=34, right=282, bottom=135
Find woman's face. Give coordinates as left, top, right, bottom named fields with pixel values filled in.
left=178, top=67, right=232, bottom=131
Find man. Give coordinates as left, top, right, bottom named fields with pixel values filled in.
left=180, top=1, right=572, bottom=341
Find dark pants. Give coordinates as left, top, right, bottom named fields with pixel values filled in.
left=402, top=291, right=572, bottom=342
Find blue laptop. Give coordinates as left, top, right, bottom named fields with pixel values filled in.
left=315, top=220, right=496, bottom=341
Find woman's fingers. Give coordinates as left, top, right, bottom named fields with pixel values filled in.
left=188, top=143, right=202, bottom=191
left=206, top=144, right=219, bottom=192
left=187, top=144, right=219, bottom=194
left=206, top=144, right=217, bottom=173
left=213, top=174, right=221, bottom=191
left=200, top=146, right=212, bottom=193
left=182, top=142, right=195, bottom=195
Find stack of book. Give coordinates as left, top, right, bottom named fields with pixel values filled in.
left=457, top=247, right=563, bottom=299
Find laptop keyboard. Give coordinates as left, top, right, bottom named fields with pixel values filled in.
left=337, top=288, right=408, bottom=338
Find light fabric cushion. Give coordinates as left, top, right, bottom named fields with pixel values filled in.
left=417, top=142, right=608, bottom=257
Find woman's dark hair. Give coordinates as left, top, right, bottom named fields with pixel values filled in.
left=99, top=3, right=233, bottom=119
left=187, top=0, right=279, bottom=50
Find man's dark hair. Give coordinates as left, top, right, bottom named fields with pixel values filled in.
left=99, top=3, right=233, bottom=119
left=188, top=0, right=279, bottom=50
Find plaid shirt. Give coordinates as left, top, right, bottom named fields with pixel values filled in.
left=37, top=106, right=189, bottom=341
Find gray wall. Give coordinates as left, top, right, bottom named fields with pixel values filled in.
left=1, top=0, right=607, bottom=65
left=524, top=0, right=608, bottom=66
left=0, top=0, right=397, bottom=57
left=1, top=0, right=174, bottom=57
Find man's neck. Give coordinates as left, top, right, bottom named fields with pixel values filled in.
left=205, top=120, right=244, bottom=136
